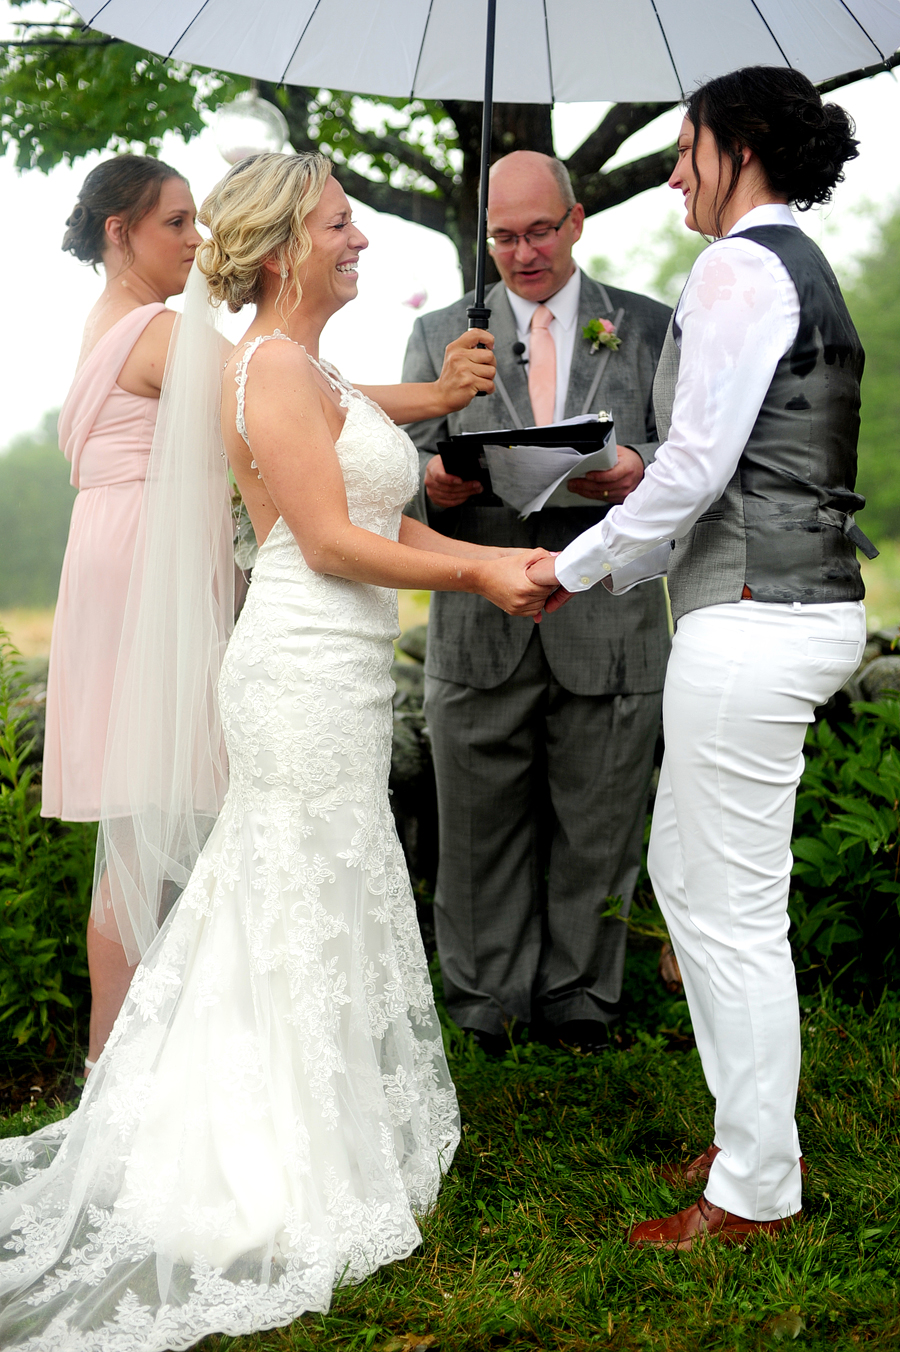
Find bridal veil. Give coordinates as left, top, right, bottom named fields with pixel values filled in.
left=93, top=262, right=235, bottom=963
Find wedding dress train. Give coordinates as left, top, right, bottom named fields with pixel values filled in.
left=0, top=349, right=460, bottom=1350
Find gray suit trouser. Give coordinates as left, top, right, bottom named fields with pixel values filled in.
left=424, top=626, right=661, bottom=1035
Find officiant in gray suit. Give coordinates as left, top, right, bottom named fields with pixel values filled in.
left=401, top=151, right=671, bottom=1055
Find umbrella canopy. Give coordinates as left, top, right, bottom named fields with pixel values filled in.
left=77, top=0, right=900, bottom=101
left=75, top=0, right=900, bottom=327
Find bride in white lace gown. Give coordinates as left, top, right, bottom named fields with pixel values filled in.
left=0, top=155, right=555, bottom=1350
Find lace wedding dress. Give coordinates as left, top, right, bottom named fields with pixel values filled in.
left=0, top=342, right=460, bottom=1351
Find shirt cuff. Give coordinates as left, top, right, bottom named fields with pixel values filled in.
left=556, top=534, right=672, bottom=595
left=601, top=543, right=672, bottom=593
left=555, top=546, right=614, bottom=593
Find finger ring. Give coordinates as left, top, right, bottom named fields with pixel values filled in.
left=603, top=490, right=608, bottom=499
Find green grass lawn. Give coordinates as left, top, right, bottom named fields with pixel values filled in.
left=3, top=969, right=898, bottom=1351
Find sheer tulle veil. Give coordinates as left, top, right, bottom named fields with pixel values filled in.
left=93, top=262, right=235, bottom=963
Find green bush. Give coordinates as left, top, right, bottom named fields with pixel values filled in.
left=0, top=630, right=95, bottom=1055
left=0, top=411, right=76, bottom=608
left=789, top=694, right=900, bottom=999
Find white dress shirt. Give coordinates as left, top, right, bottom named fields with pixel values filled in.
left=506, top=267, right=582, bottom=424
left=555, top=204, right=802, bottom=594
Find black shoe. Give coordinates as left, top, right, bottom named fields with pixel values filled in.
left=542, top=1019, right=610, bottom=1054
left=462, top=1027, right=510, bottom=1059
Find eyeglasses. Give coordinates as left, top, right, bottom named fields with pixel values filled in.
left=486, top=207, right=573, bottom=253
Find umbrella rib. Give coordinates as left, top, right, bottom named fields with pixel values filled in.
left=169, top=1, right=216, bottom=58
left=84, top=2, right=113, bottom=24
left=542, top=0, right=556, bottom=101
left=279, top=0, right=325, bottom=86
left=84, top=0, right=210, bottom=56
left=833, top=0, right=887, bottom=61
left=748, top=1, right=792, bottom=66
left=410, top=0, right=436, bottom=98
left=648, top=0, right=684, bottom=99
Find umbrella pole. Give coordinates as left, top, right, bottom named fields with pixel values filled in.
left=467, top=0, right=497, bottom=334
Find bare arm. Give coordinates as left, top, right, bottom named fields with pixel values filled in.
left=356, top=329, right=495, bottom=424
left=243, top=342, right=552, bottom=616
left=116, top=310, right=178, bottom=398
left=399, top=514, right=512, bottom=560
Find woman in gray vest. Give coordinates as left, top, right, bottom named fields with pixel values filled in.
left=527, top=65, right=871, bottom=1248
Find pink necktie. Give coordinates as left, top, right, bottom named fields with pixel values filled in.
left=528, top=303, right=557, bottom=426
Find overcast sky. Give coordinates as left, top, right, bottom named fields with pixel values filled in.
left=1, top=1, right=898, bottom=447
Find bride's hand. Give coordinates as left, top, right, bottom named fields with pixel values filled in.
left=476, top=548, right=557, bottom=618
left=434, top=330, right=496, bottom=412
left=524, top=554, right=576, bottom=614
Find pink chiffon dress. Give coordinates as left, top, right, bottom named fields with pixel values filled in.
left=41, top=304, right=166, bottom=822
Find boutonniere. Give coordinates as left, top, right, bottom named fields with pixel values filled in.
left=582, top=317, right=621, bottom=353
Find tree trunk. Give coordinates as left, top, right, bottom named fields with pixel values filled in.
left=444, top=100, right=555, bottom=292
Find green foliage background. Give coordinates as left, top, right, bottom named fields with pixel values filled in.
left=0, top=411, right=74, bottom=608
left=788, top=696, right=900, bottom=1000
left=844, top=201, right=900, bottom=543
left=0, top=630, right=94, bottom=1053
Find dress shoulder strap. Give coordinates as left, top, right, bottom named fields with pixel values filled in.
left=234, top=331, right=295, bottom=447
left=305, top=352, right=355, bottom=398
left=234, top=338, right=370, bottom=472
left=305, top=353, right=394, bottom=427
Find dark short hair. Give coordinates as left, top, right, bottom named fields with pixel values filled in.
left=685, top=66, right=859, bottom=237
left=62, top=154, right=187, bottom=268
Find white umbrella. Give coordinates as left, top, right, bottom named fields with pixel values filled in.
left=76, top=0, right=900, bottom=324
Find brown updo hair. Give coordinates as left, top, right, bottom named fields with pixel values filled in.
left=196, top=152, right=332, bottom=313
left=685, top=66, right=859, bottom=237
left=62, top=154, right=187, bottom=268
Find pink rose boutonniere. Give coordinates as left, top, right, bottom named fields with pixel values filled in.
left=582, top=317, right=621, bottom=353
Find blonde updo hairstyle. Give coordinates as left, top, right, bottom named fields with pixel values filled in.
left=196, top=151, right=333, bottom=314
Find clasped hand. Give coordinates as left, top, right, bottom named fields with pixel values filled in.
left=481, top=548, right=560, bottom=620
left=524, top=553, right=574, bottom=615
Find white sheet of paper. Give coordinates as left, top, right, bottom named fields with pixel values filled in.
left=538, top=444, right=619, bottom=512
left=484, top=434, right=617, bottom=517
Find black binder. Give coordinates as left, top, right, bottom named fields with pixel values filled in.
left=438, top=414, right=614, bottom=497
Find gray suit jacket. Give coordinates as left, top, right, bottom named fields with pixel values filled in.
left=401, top=271, right=671, bottom=695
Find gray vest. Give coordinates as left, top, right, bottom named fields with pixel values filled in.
left=652, top=225, right=875, bottom=625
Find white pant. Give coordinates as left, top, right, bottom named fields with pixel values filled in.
left=648, top=600, right=866, bottom=1221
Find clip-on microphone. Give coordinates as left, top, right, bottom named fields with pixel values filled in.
left=512, top=341, right=527, bottom=366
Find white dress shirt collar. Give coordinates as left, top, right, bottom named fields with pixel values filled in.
left=505, top=265, right=582, bottom=334
left=726, top=202, right=798, bottom=234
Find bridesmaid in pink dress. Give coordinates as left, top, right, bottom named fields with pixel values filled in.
left=42, top=154, right=201, bottom=1068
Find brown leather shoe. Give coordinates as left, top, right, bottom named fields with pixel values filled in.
left=628, top=1194, right=795, bottom=1250
left=660, top=1144, right=808, bottom=1185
